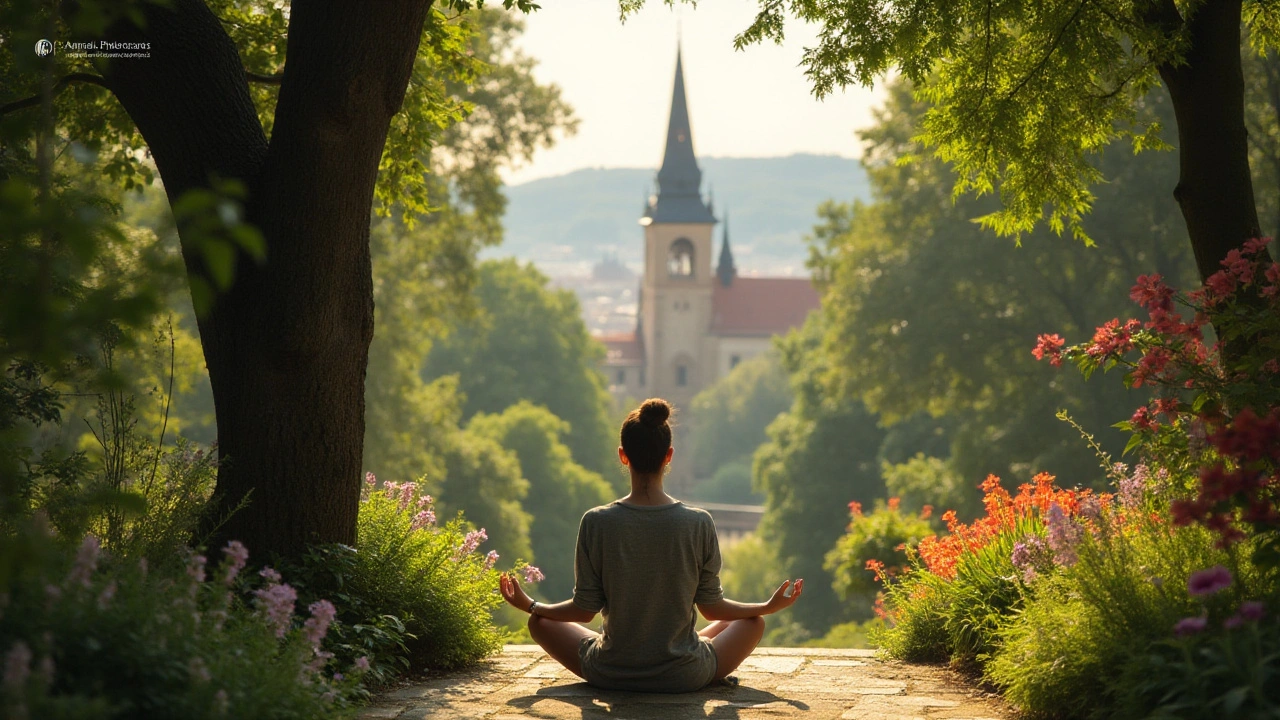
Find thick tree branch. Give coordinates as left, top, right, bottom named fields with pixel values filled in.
left=245, top=71, right=283, bottom=85
left=0, top=72, right=109, bottom=116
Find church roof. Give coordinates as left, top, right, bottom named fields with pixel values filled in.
left=645, top=47, right=716, bottom=225
left=600, top=331, right=645, bottom=366
left=710, top=277, right=821, bottom=337
left=716, top=212, right=737, bottom=287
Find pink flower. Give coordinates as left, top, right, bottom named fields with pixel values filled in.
left=259, top=566, right=282, bottom=583
left=522, top=565, right=545, bottom=583
left=303, top=600, right=337, bottom=647
left=97, top=581, right=117, bottom=610
left=254, top=582, right=297, bottom=638
left=1205, top=269, right=1236, bottom=299
left=484, top=550, right=500, bottom=569
left=1130, top=274, right=1173, bottom=311
left=3, top=641, right=32, bottom=690
left=364, top=471, right=377, bottom=487
left=1238, top=600, right=1266, bottom=621
left=411, top=509, right=436, bottom=531
left=67, top=535, right=101, bottom=588
left=1242, top=237, right=1272, bottom=256
left=1187, top=565, right=1232, bottom=596
left=222, top=540, right=249, bottom=585
left=187, top=554, right=207, bottom=592
left=1174, top=616, right=1208, bottom=637
left=454, top=529, right=488, bottom=559
left=354, top=656, right=371, bottom=672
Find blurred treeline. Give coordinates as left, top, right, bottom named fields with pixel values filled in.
left=689, top=69, right=1280, bottom=643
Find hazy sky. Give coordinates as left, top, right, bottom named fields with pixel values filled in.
left=503, top=0, right=885, bottom=185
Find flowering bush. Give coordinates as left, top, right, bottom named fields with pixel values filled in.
left=288, top=474, right=540, bottom=682
left=823, top=498, right=933, bottom=615
left=1035, top=238, right=1280, bottom=560
left=0, top=522, right=364, bottom=720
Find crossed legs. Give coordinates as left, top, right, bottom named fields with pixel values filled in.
left=527, top=614, right=766, bottom=684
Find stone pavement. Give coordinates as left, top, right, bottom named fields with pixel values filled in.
left=361, top=646, right=1013, bottom=720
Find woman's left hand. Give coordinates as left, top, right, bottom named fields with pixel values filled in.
left=499, top=572, right=534, bottom=613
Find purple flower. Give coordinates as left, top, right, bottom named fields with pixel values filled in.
left=97, top=581, right=117, bottom=610
left=259, top=566, right=282, bottom=583
left=354, top=656, right=371, bottom=672
left=221, top=540, right=249, bottom=585
left=364, top=471, right=377, bottom=487
left=1174, top=616, right=1208, bottom=637
left=484, top=550, right=500, bottom=570
left=1045, top=503, right=1082, bottom=567
left=1010, top=535, right=1052, bottom=584
left=396, top=482, right=417, bottom=512
left=1187, top=565, right=1232, bottom=597
left=1119, top=464, right=1149, bottom=509
left=1239, top=601, right=1266, bottom=621
left=522, top=565, right=545, bottom=583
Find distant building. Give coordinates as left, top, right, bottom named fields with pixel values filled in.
left=600, top=47, right=820, bottom=413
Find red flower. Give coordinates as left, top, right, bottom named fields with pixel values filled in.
left=1032, top=333, right=1066, bottom=366
left=848, top=500, right=863, bottom=517
left=887, top=497, right=901, bottom=512
left=920, top=504, right=933, bottom=520
left=1130, top=274, right=1173, bottom=311
left=1206, top=269, right=1237, bottom=299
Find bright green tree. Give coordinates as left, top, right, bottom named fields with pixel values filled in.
left=753, top=316, right=887, bottom=632
left=725, top=0, right=1275, bottom=296
left=810, top=79, right=1196, bottom=487
left=468, top=401, right=613, bottom=599
left=423, top=259, right=620, bottom=485
left=688, top=351, right=792, bottom=489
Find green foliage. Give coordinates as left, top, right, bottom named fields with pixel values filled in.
left=467, top=401, right=613, bottom=600
left=805, top=619, right=880, bottom=649
left=882, top=454, right=979, bottom=520
left=823, top=500, right=933, bottom=616
left=310, top=484, right=507, bottom=675
left=754, top=315, right=886, bottom=631
left=424, top=259, right=619, bottom=482
left=0, top=526, right=358, bottom=720
left=438, top=429, right=533, bottom=565
left=809, top=77, right=1195, bottom=486
left=720, top=533, right=783, bottom=605
left=1115, top=620, right=1280, bottom=719
left=987, top=517, right=1266, bottom=718
left=726, top=0, right=1279, bottom=245
left=694, top=457, right=759, bottom=505
left=688, top=351, right=792, bottom=483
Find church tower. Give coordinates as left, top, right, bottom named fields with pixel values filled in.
left=640, top=46, right=717, bottom=412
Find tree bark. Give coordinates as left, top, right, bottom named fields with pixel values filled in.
left=102, top=0, right=433, bottom=560
left=1157, top=0, right=1263, bottom=282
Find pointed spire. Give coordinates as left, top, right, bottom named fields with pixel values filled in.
left=717, top=210, right=737, bottom=287
left=649, top=43, right=715, bottom=224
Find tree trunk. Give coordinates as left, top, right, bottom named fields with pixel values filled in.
left=102, top=0, right=433, bottom=560
left=1158, top=0, right=1262, bottom=282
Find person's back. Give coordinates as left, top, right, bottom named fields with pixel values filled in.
left=572, top=500, right=721, bottom=692
left=497, top=397, right=803, bottom=694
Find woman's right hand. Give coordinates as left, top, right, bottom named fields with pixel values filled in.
left=764, top=579, right=804, bottom=614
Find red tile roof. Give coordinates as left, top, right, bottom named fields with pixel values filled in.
left=600, top=331, right=644, bottom=365
left=711, top=277, right=820, bottom=337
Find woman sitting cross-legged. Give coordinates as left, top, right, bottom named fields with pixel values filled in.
left=498, top=397, right=803, bottom=693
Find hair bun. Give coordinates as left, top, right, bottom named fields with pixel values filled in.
left=638, top=398, right=671, bottom=424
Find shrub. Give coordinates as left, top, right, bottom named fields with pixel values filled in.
left=824, top=498, right=933, bottom=618
left=882, top=454, right=979, bottom=520
left=875, top=473, right=1100, bottom=667
left=0, top=524, right=361, bottom=720
left=291, top=475, right=536, bottom=682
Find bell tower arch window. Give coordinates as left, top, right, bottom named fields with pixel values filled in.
left=667, top=238, right=695, bottom=278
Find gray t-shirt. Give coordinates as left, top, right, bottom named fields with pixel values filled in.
left=572, top=500, right=723, bottom=692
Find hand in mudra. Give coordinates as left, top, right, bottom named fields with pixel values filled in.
left=765, top=579, right=804, bottom=614
left=499, top=572, right=533, bottom=613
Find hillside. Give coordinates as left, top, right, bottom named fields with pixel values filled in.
left=498, top=154, right=871, bottom=276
